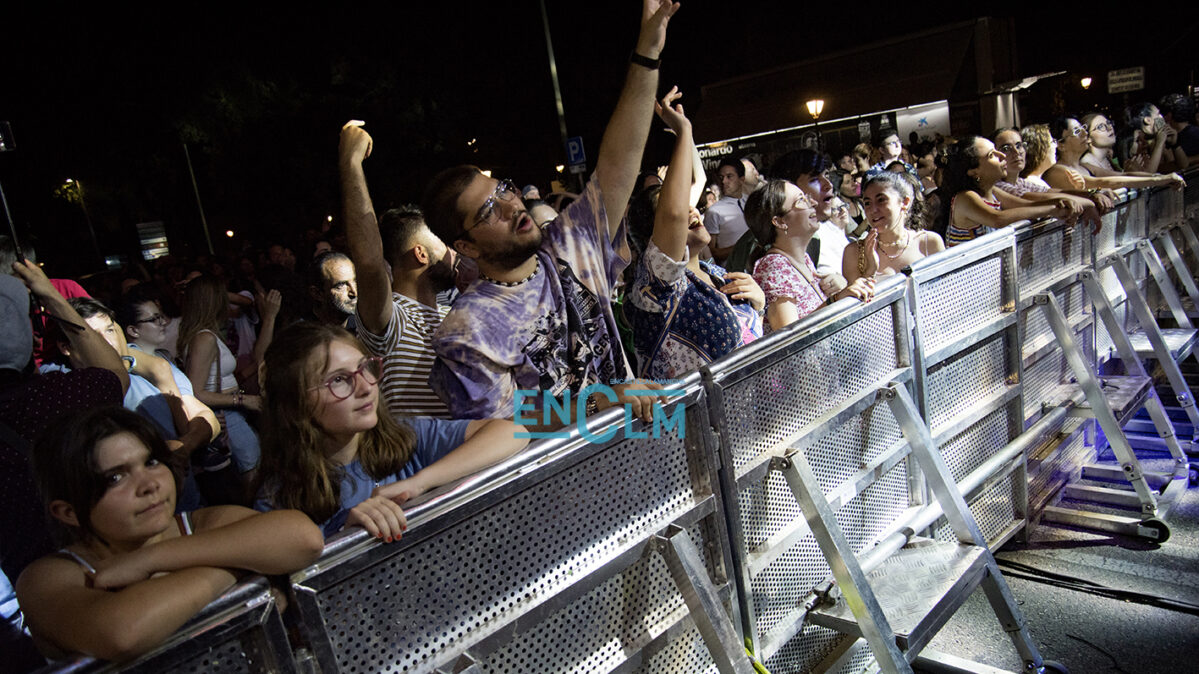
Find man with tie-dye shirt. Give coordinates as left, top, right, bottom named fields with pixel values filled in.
left=422, top=0, right=680, bottom=427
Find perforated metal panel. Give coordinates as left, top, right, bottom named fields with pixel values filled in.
left=749, top=465, right=910, bottom=636
left=937, top=405, right=1012, bottom=484
left=294, top=402, right=731, bottom=674
left=1028, top=419, right=1091, bottom=515
left=64, top=582, right=297, bottom=674
left=923, top=335, right=1009, bottom=432
left=1015, top=224, right=1087, bottom=296
left=935, top=471, right=1019, bottom=546
left=916, top=256, right=1006, bottom=352
left=703, top=285, right=917, bottom=670
left=479, top=524, right=716, bottom=674
left=718, top=308, right=900, bottom=475
left=1021, top=282, right=1088, bottom=357
left=164, top=638, right=267, bottom=674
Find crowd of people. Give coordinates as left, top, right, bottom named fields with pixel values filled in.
left=0, top=0, right=1195, bottom=668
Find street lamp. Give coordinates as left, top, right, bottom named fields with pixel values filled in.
left=806, top=99, right=825, bottom=121
left=1080, top=77, right=1092, bottom=90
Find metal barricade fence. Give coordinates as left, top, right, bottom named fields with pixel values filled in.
left=906, top=230, right=1026, bottom=548
left=1011, top=214, right=1095, bottom=520
left=1094, top=192, right=1148, bottom=367
left=701, top=275, right=914, bottom=673
left=45, top=185, right=1199, bottom=673
left=286, top=373, right=748, bottom=674
left=1182, top=166, right=1199, bottom=228
left=39, top=577, right=295, bottom=674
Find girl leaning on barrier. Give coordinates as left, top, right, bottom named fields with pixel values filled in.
left=15, top=406, right=324, bottom=663
left=253, top=322, right=528, bottom=540
left=942, top=135, right=1078, bottom=247
left=1044, top=116, right=1186, bottom=194
left=842, top=172, right=944, bottom=284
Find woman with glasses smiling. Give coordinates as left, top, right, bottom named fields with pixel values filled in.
left=253, top=323, right=527, bottom=539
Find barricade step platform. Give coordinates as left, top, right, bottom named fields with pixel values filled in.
left=1033, top=268, right=1188, bottom=540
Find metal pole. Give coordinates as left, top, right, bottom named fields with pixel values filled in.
left=183, top=143, right=214, bottom=255
left=74, top=180, right=103, bottom=268
left=0, top=179, right=23, bottom=262
left=538, top=0, right=578, bottom=192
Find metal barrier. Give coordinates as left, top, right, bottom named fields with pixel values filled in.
left=1011, top=213, right=1094, bottom=521
left=907, top=230, right=1026, bottom=548
left=287, top=373, right=750, bottom=674
left=701, top=275, right=915, bottom=673
left=43, top=182, right=1199, bottom=673
left=39, top=577, right=295, bottom=674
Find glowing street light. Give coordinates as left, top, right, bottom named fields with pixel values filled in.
left=1080, top=77, right=1092, bottom=90
left=805, top=99, right=825, bottom=121
left=225, top=230, right=235, bottom=238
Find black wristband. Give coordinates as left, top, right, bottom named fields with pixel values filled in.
left=629, top=51, right=661, bottom=70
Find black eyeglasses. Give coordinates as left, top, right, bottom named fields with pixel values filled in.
left=133, top=313, right=168, bottom=326
left=310, top=357, right=383, bottom=400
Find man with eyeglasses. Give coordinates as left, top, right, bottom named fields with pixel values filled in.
left=420, top=0, right=679, bottom=424
left=867, top=132, right=916, bottom=180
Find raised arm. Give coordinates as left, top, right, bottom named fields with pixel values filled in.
left=592, top=0, right=680, bottom=237
left=339, top=121, right=393, bottom=335
left=11, top=260, right=129, bottom=394
left=649, top=87, right=694, bottom=262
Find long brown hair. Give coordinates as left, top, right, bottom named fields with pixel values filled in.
left=257, top=322, right=416, bottom=524
left=177, top=274, right=229, bottom=361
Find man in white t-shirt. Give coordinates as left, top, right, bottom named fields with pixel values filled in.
left=339, top=122, right=459, bottom=418
left=702, top=157, right=749, bottom=263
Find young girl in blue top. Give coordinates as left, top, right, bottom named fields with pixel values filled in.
left=255, top=322, right=528, bottom=538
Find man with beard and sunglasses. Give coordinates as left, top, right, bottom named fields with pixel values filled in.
left=419, top=0, right=679, bottom=424
left=339, top=122, right=462, bottom=418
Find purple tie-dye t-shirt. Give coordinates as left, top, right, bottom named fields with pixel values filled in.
left=430, top=176, right=633, bottom=419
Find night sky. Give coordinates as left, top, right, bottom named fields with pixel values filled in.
left=2, top=3, right=1196, bottom=276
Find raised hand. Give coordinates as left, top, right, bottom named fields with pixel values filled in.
left=654, top=86, right=690, bottom=135
left=339, top=120, right=373, bottom=165
left=255, top=289, right=282, bottom=321
left=637, top=0, right=681, bottom=59
left=10, top=258, right=56, bottom=300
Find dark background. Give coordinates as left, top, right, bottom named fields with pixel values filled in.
left=1, top=3, right=1196, bottom=276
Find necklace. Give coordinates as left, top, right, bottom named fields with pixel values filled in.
left=878, top=230, right=911, bottom=260
left=480, top=258, right=540, bottom=287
